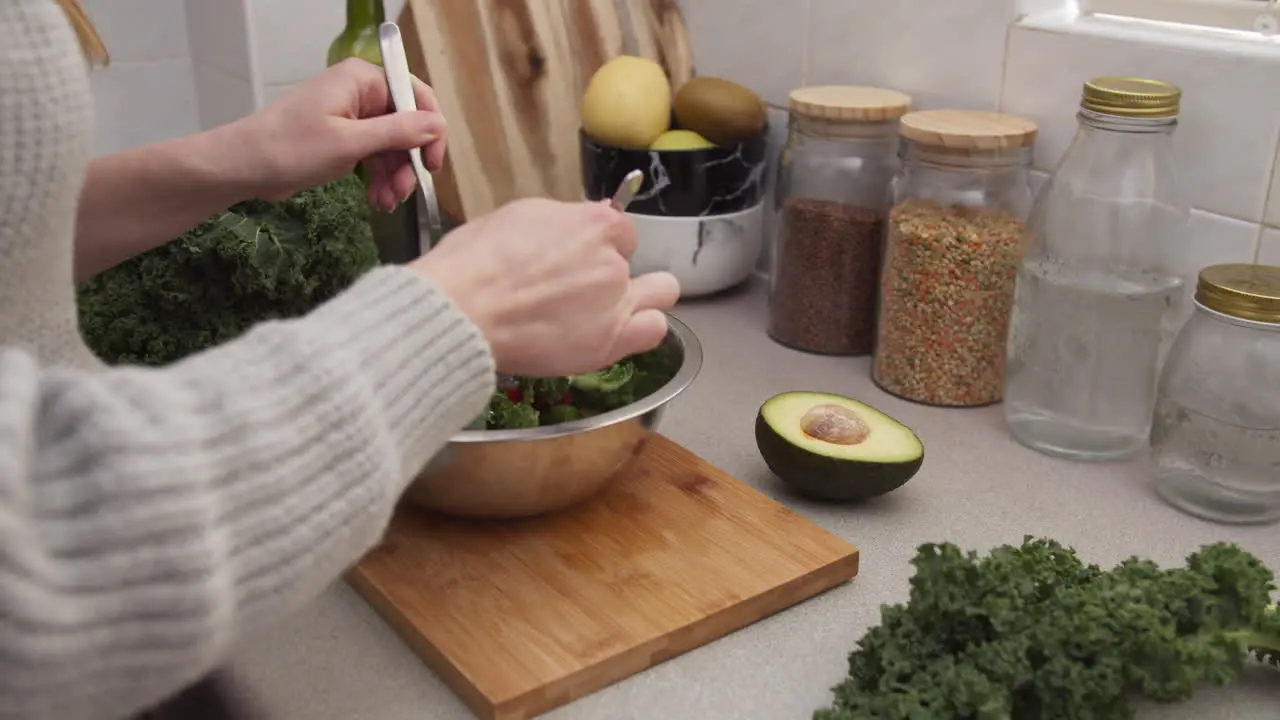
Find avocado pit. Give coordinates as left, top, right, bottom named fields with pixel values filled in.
left=800, top=404, right=870, bottom=446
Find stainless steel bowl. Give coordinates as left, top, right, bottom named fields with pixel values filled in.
left=404, top=315, right=704, bottom=519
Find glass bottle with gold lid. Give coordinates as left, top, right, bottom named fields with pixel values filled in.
left=1003, top=76, right=1191, bottom=461
left=1150, top=263, right=1280, bottom=524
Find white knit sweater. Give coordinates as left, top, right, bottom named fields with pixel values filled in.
left=0, top=3, right=496, bottom=719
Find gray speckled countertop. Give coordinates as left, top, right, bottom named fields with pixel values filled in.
left=230, top=277, right=1280, bottom=720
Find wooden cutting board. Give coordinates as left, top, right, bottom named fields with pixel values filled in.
left=397, top=0, right=695, bottom=223
left=348, top=434, right=859, bottom=720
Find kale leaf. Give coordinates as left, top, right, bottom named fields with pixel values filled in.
left=570, top=361, right=635, bottom=393
left=487, top=394, right=542, bottom=429
left=815, top=537, right=1280, bottom=720
left=480, top=346, right=679, bottom=431
left=78, top=173, right=379, bottom=366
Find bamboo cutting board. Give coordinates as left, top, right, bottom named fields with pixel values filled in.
left=349, top=434, right=859, bottom=720
left=397, top=0, right=694, bottom=223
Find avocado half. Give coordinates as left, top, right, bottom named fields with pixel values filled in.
left=755, top=391, right=924, bottom=502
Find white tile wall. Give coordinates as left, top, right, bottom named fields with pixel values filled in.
left=1260, top=227, right=1280, bottom=265
left=1188, top=210, right=1261, bottom=271
left=86, top=0, right=1280, bottom=272
left=251, top=0, right=406, bottom=108
left=1264, top=139, right=1280, bottom=227
left=755, top=1, right=1280, bottom=272
left=807, top=0, right=1016, bottom=112
left=185, top=0, right=257, bottom=128
left=89, top=59, right=200, bottom=155
left=1002, top=24, right=1280, bottom=224
left=82, top=0, right=199, bottom=155
left=250, top=0, right=343, bottom=86
left=82, top=0, right=189, bottom=60
left=997, top=14, right=1280, bottom=269
left=185, top=0, right=252, bottom=80
left=192, top=63, right=257, bottom=131
left=683, top=0, right=808, bottom=107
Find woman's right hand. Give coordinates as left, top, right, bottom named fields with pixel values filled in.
left=409, top=198, right=681, bottom=377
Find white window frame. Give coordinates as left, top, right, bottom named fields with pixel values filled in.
left=1078, top=0, right=1280, bottom=34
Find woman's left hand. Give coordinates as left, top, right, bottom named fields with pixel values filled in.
left=234, top=57, right=447, bottom=211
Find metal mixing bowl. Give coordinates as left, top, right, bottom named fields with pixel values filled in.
left=404, top=315, right=704, bottom=519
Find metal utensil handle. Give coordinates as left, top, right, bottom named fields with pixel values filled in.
left=378, top=22, right=444, bottom=250
left=610, top=169, right=645, bottom=212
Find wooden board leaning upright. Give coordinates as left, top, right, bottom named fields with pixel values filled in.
left=398, top=0, right=694, bottom=224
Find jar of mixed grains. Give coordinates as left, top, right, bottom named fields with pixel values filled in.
left=767, top=85, right=912, bottom=355
left=1151, top=264, right=1280, bottom=525
left=872, top=109, right=1037, bottom=407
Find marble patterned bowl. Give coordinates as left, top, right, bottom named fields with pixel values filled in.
left=580, top=127, right=770, bottom=297
left=624, top=205, right=765, bottom=297
left=580, top=127, right=769, bottom=216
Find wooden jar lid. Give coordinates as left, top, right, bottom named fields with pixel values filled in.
left=788, top=85, right=913, bottom=123
left=898, top=109, right=1038, bottom=152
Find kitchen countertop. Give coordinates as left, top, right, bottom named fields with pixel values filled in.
left=230, top=277, right=1280, bottom=720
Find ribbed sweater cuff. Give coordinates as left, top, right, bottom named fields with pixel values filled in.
left=303, top=264, right=496, bottom=481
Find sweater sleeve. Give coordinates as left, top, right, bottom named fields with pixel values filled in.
left=0, top=264, right=496, bottom=720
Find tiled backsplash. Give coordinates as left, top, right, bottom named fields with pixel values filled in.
left=82, top=0, right=199, bottom=155
left=85, top=0, right=1280, bottom=265
left=81, top=0, right=407, bottom=153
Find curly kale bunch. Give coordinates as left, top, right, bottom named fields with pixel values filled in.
left=815, top=537, right=1280, bottom=720
left=78, top=173, right=379, bottom=366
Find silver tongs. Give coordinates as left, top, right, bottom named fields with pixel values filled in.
left=378, top=22, right=443, bottom=253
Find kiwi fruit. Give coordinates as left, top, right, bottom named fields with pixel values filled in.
left=673, top=77, right=766, bottom=147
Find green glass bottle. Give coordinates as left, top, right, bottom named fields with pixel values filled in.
left=327, top=0, right=421, bottom=264
left=327, top=0, right=385, bottom=67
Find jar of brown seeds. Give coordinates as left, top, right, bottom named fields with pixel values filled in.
left=767, top=85, right=912, bottom=356
left=873, top=109, right=1037, bottom=407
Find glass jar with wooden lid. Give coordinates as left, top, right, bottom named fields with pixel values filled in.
left=768, top=85, right=912, bottom=356
left=1151, top=263, right=1280, bottom=525
left=872, top=109, right=1037, bottom=407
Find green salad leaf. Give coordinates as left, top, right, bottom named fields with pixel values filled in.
left=570, top=361, right=635, bottom=393
left=487, top=394, right=541, bottom=429
left=477, top=345, right=679, bottom=431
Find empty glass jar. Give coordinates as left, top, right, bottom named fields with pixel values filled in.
left=1151, top=264, right=1280, bottom=525
left=1004, top=77, right=1190, bottom=461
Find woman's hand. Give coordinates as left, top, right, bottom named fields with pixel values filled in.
left=233, top=57, right=446, bottom=211
left=75, top=57, right=443, bottom=281
left=410, top=198, right=681, bottom=377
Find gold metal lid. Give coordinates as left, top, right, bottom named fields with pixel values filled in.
left=1195, top=263, right=1280, bottom=323
left=1081, top=77, right=1181, bottom=118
